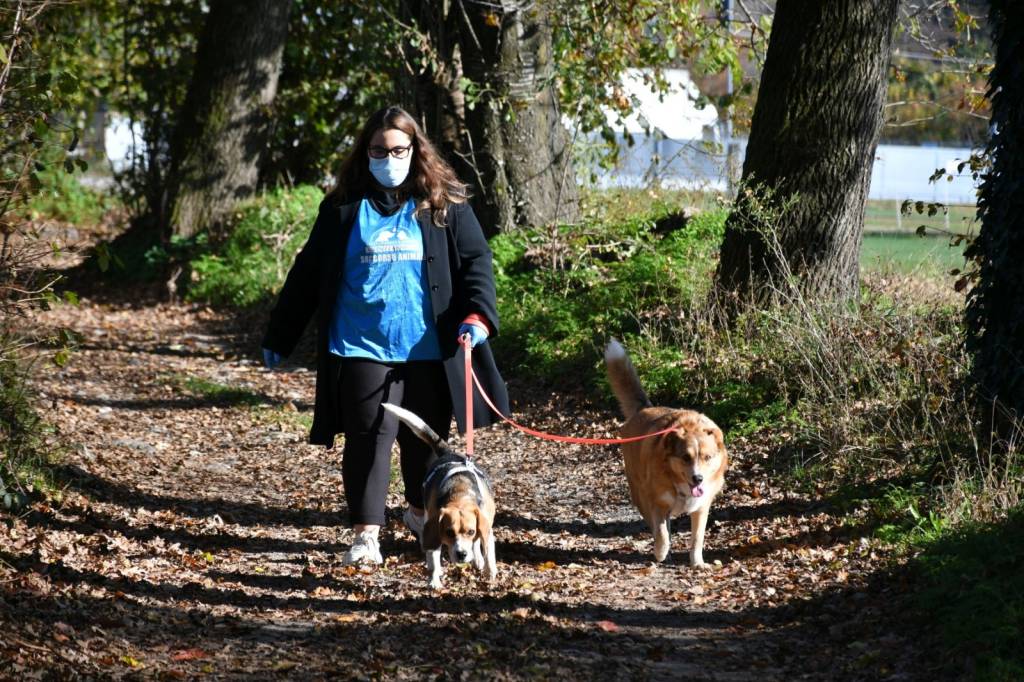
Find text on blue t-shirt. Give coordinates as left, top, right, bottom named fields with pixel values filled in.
left=329, top=198, right=441, bottom=361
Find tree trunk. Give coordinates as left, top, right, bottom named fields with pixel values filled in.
left=396, top=1, right=476, bottom=192
left=965, top=1, right=1024, bottom=443
left=164, top=0, right=291, bottom=239
left=457, top=1, right=579, bottom=232
left=715, top=0, right=899, bottom=308
left=402, top=0, right=578, bottom=234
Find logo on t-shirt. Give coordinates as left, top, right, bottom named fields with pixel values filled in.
left=362, top=224, right=422, bottom=264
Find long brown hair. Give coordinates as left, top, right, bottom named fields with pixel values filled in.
left=327, top=106, right=468, bottom=226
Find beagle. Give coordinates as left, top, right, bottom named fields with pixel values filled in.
left=381, top=402, right=497, bottom=589
left=605, top=339, right=728, bottom=567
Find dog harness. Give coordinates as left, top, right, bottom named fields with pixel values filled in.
left=422, top=459, right=488, bottom=506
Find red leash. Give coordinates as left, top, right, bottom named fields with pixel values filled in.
left=461, top=336, right=677, bottom=446
left=462, top=334, right=474, bottom=455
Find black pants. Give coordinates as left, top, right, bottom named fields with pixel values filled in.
left=338, top=358, right=452, bottom=526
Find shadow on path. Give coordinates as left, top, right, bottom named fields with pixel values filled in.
left=1, top=547, right=942, bottom=680
left=57, top=465, right=341, bottom=528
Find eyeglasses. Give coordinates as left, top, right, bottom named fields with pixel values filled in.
left=367, top=144, right=413, bottom=160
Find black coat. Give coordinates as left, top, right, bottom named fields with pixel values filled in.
left=262, top=195, right=510, bottom=447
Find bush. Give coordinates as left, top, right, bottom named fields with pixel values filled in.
left=187, top=184, right=323, bottom=307
left=490, top=188, right=1017, bottom=518
left=490, top=188, right=1023, bottom=680
left=0, top=2, right=83, bottom=511
left=27, top=167, right=118, bottom=226
left=0, top=353, right=55, bottom=510
left=491, top=189, right=726, bottom=386
left=912, top=507, right=1024, bottom=679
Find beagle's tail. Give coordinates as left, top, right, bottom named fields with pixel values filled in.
left=604, top=338, right=652, bottom=419
left=381, top=402, right=446, bottom=451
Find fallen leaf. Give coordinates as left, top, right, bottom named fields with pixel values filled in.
left=171, top=648, right=209, bottom=662
left=120, top=655, right=143, bottom=668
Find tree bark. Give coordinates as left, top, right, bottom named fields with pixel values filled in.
left=396, top=1, right=476, bottom=190
left=456, top=0, right=579, bottom=232
left=164, top=0, right=291, bottom=239
left=965, top=1, right=1024, bottom=442
left=401, top=0, right=579, bottom=234
left=715, top=0, right=899, bottom=308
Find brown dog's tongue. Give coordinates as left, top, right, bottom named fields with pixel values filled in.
left=691, top=485, right=705, bottom=497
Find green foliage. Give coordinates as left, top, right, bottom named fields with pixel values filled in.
left=176, top=376, right=265, bottom=408
left=263, top=1, right=397, bottom=186
left=491, top=189, right=726, bottom=395
left=911, top=507, right=1024, bottom=679
left=65, top=1, right=207, bottom=215
left=492, top=189, right=981, bottom=507
left=48, top=0, right=991, bottom=226
left=97, top=183, right=320, bottom=298
left=27, top=165, right=117, bottom=225
left=187, top=185, right=323, bottom=307
left=1, top=3, right=84, bottom=507
left=0, top=3, right=89, bottom=226
left=964, top=0, right=1024, bottom=442
left=67, top=1, right=398, bottom=213
left=883, top=56, right=990, bottom=146
left=870, top=482, right=951, bottom=547
left=80, top=0, right=754, bottom=203
left=88, top=225, right=198, bottom=284
left=886, top=2, right=990, bottom=145
left=0, top=354, right=56, bottom=511
left=552, top=0, right=748, bottom=166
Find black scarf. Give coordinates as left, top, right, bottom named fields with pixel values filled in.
left=367, top=187, right=406, bottom=216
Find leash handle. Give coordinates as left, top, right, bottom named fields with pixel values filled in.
left=461, top=333, right=473, bottom=456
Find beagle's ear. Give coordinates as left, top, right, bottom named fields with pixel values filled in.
left=421, top=512, right=441, bottom=551
left=474, top=505, right=492, bottom=541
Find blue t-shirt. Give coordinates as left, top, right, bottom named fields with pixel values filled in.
left=329, top=198, right=441, bottom=361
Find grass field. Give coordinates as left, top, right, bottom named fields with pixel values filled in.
left=861, top=199, right=974, bottom=275
left=863, top=199, right=977, bottom=235
left=861, top=233, right=967, bottom=275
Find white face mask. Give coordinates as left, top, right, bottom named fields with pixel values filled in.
left=369, top=154, right=412, bottom=188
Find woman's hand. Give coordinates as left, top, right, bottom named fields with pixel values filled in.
left=262, top=348, right=283, bottom=369
left=457, top=323, right=488, bottom=348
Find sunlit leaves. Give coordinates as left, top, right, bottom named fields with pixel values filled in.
left=551, top=1, right=751, bottom=166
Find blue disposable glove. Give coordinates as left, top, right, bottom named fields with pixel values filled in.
left=457, top=323, right=488, bottom=348
left=262, top=347, right=283, bottom=369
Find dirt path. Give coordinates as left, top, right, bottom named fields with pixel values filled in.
left=1, top=299, right=942, bottom=680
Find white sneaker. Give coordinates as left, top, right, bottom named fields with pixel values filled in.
left=342, top=531, right=382, bottom=565
left=403, top=507, right=425, bottom=540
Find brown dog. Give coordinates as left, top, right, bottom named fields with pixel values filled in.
left=381, top=402, right=497, bottom=590
left=604, top=339, right=728, bottom=567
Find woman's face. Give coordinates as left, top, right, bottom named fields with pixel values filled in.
left=368, top=128, right=413, bottom=160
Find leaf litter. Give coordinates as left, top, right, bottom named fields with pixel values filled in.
left=0, top=297, right=949, bottom=680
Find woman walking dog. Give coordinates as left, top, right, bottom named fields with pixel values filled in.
left=261, top=106, right=509, bottom=565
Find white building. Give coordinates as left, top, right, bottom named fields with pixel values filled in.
left=582, top=68, right=725, bottom=191
left=584, top=68, right=981, bottom=205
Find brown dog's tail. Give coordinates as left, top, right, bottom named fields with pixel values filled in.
left=604, top=338, right=652, bottom=419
